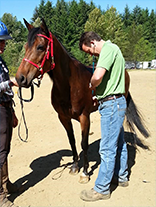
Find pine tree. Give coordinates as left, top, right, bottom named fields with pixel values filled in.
left=148, top=9, right=156, bottom=57
left=131, top=5, right=142, bottom=25
left=52, top=0, right=68, bottom=47
left=122, top=4, right=132, bottom=28
left=85, top=7, right=128, bottom=59
left=141, top=8, right=150, bottom=40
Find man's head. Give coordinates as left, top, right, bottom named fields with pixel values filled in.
left=79, top=31, right=102, bottom=56
left=0, top=21, right=12, bottom=54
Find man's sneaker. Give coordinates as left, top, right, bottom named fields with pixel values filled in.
left=118, top=181, right=129, bottom=187
left=80, top=188, right=111, bottom=202
left=0, top=192, right=18, bottom=207
left=3, top=180, right=19, bottom=194
left=111, top=176, right=129, bottom=187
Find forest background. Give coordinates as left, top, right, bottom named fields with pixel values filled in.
left=0, top=0, right=156, bottom=76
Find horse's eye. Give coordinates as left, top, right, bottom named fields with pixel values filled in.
left=37, top=45, right=44, bottom=51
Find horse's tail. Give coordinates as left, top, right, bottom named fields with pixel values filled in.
left=125, top=92, right=150, bottom=149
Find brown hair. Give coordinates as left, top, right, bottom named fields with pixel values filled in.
left=79, top=31, right=102, bottom=50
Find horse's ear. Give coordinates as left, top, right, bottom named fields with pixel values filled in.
left=23, top=18, right=34, bottom=31
left=40, top=18, right=49, bottom=36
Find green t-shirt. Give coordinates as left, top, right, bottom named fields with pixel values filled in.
left=96, top=40, right=125, bottom=100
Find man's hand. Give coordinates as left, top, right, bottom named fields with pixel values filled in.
left=89, top=82, right=93, bottom=89
left=10, top=78, right=19, bottom=87
left=92, top=96, right=98, bottom=107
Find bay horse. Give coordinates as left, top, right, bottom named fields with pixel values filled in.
left=15, top=19, right=149, bottom=183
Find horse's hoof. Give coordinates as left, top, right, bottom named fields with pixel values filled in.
left=79, top=174, right=90, bottom=184
left=69, top=165, right=79, bottom=175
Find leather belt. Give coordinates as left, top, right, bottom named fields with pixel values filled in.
left=0, top=101, right=12, bottom=108
left=98, top=94, right=123, bottom=104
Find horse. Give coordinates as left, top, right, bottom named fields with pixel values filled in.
left=15, top=19, right=149, bottom=183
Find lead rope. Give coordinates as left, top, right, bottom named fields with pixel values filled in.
left=17, top=84, right=34, bottom=142
left=92, top=55, right=95, bottom=95
left=92, top=55, right=95, bottom=73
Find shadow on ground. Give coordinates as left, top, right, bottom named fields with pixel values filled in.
left=8, top=131, right=149, bottom=202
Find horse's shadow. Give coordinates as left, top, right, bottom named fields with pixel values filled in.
left=8, top=149, right=73, bottom=202
left=9, top=131, right=148, bottom=202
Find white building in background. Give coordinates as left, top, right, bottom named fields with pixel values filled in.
left=125, top=60, right=156, bottom=69
left=151, top=59, right=156, bottom=69
left=139, top=61, right=149, bottom=69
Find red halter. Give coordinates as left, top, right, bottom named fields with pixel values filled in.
left=23, top=32, right=55, bottom=79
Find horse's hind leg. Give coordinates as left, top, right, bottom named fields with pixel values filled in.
left=79, top=113, right=90, bottom=184
left=58, top=115, right=79, bottom=174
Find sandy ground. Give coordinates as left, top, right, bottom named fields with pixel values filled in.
left=8, top=70, right=155, bottom=207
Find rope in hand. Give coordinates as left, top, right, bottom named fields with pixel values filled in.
left=92, top=55, right=95, bottom=73
left=17, top=84, right=34, bottom=142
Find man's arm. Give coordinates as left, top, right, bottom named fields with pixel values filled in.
left=89, top=67, right=106, bottom=89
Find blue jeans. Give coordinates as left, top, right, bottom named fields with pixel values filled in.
left=94, top=95, right=128, bottom=195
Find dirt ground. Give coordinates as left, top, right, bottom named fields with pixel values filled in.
left=8, top=70, right=155, bottom=207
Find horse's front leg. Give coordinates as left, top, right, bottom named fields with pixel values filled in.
left=79, top=113, right=90, bottom=184
left=58, top=114, right=79, bottom=174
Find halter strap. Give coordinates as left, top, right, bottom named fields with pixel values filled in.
left=23, top=31, right=55, bottom=79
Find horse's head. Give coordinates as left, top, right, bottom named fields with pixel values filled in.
left=16, top=18, right=55, bottom=88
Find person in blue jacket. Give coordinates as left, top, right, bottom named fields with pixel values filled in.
left=0, top=21, right=19, bottom=207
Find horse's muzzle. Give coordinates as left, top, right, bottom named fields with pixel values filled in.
left=16, top=74, right=31, bottom=88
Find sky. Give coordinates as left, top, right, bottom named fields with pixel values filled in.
left=0, top=0, right=155, bottom=23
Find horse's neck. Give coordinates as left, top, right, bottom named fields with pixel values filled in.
left=49, top=37, right=71, bottom=87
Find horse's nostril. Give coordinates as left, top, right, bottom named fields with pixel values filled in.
left=20, top=75, right=27, bottom=85
left=21, top=75, right=25, bottom=83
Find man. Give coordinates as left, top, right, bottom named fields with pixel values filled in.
left=79, top=31, right=128, bottom=201
left=0, top=21, right=19, bottom=207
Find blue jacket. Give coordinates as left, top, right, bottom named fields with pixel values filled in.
left=0, top=56, right=14, bottom=103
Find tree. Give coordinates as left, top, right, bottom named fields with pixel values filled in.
left=85, top=7, right=102, bottom=33
left=31, top=0, right=54, bottom=29
left=52, top=0, right=69, bottom=46
left=37, top=0, right=45, bottom=19
left=66, top=0, right=80, bottom=51
left=148, top=9, right=156, bottom=57
left=122, top=4, right=132, bottom=28
left=84, top=7, right=128, bottom=62
left=31, top=7, right=39, bottom=23
left=140, top=8, right=150, bottom=41
left=125, top=23, right=143, bottom=61
left=70, top=41, right=87, bottom=64
left=133, top=37, right=154, bottom=62
left=43, top=1, right=55, bottom=29
left=1, top=2, right=155, bottom=70
left=32, top=17, right=42, bottom=27
left=131, top=5, right=142, bottom=25
left=0, top=13, right=27, bottom=75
